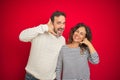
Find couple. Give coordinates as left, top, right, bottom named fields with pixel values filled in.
left=19, top=11, right=99, bottom=80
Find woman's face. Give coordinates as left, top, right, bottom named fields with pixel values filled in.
left=72, top=27, right=86, bottom=43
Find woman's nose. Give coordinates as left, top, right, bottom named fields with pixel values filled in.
left=77, top=33, right=81, bottom=37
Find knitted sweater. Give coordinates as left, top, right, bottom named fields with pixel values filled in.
left=19, top=24, right=65, bottom=80
left=56, top=45, right=99, bottom=80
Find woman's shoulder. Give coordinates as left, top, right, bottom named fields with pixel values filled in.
left=61, top=45, right=68, bottom=49
left=62, top=43, right=73, bottom=48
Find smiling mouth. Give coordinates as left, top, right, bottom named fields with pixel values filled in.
left=74, top=35, right=80, bottom=39
left=58, top=28, right=64, bottom=33
left=58, top=28, right=64, bottom=31
left=73, top=35, right=82, bottom=42
left=56, top=28, right=64, bottom=37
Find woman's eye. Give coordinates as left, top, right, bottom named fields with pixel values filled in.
left=80, top=32, right=86, bottom=36
left=76, top=30, right=79, bottom=33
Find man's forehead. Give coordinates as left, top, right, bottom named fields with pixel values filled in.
left=54, top=16, right=65, bottom=22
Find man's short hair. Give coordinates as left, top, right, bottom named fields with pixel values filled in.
left=50, top=11, right=66, bottom=22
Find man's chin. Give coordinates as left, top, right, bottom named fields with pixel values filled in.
left=56, top=34, right=62, bottom=37
left=56, top=33, right=62, bottom=37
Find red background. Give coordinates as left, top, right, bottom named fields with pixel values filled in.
left=1, top=0, right=120, bottom=80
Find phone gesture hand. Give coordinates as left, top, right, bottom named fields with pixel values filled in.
left=47, top=19, right=57, bottom=36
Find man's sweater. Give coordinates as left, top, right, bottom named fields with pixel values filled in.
left=19, top=24, right=65, bottom=80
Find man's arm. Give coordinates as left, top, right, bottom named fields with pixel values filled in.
left=19, top=19, right=57, bottom=42
left=19, top=24, right=48, bottom=42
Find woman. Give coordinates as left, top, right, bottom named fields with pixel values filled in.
left=56, top=23, right=99, bottom=80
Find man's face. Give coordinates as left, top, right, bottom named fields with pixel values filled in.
left=52, top=15, right=66, bottom=37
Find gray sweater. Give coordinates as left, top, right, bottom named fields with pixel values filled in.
left=56, top=45, right=99, bottom=80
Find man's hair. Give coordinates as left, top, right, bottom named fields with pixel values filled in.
left=50, top=11, right=66, bottom=22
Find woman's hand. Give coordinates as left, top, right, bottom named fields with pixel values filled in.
left=80, top=38, right=96, bottom=54
left=80, top=38, right=91, bottom=46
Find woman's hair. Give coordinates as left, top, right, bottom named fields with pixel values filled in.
left=68, top=23, right=92, bottom=51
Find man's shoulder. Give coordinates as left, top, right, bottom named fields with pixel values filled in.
left=60, top=36, right=65, bottom=39
left=56, top=36, right=65, bottom=43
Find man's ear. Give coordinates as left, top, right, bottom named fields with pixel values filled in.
left=51, top=20, right=54, bottom=24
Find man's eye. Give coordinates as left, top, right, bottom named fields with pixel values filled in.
left=57, top=22, right=61, bottom=24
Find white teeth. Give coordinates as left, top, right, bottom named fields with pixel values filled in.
left=58, top=30, right=63, bottom=33
left=74, top=36, right=80, bottom=40
left=75, top=36, right=79, bottom=39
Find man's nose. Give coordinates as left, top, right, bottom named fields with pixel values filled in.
left=60, top=24, right=65, bottom=28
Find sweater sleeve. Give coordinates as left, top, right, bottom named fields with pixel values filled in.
left=19, top=24, right=48, bottom=42
left=88, top=52, right=100, bottom=64
left=56, top=49, right=63, bottom=80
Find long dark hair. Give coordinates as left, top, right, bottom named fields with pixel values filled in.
left=68, top=23, right=92, bottom=51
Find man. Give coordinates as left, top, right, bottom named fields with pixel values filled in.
left=19, top=11, right=66, bottom=80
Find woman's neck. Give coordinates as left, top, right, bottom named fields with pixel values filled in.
left=68, top=42, right=79, bottom=48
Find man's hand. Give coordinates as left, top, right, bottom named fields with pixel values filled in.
left=47, top=19, right=57, bottom=36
